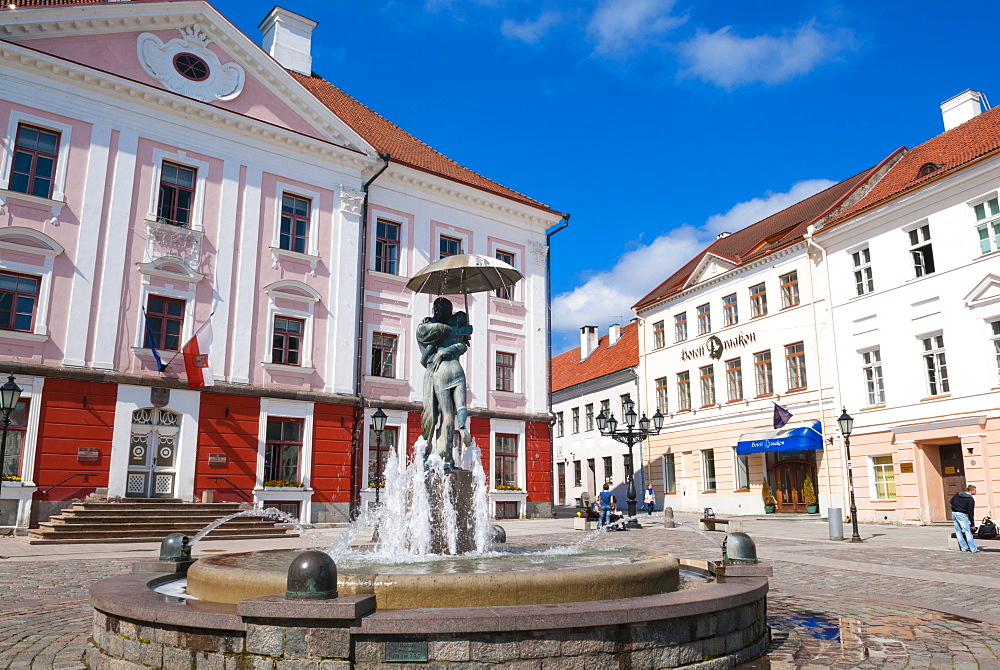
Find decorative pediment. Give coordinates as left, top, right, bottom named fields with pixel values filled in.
left=137, top=25, right=245, bottom=103
left=683, top=253, right=737, bottom=289
left=0, top=227, right=64, bottom=258
left=964, top=273, right=1000, bottom=308
left=264, top=280, right=321, bottom=304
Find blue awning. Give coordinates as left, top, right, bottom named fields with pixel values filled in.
left=736, top=420, right=823, bottom=455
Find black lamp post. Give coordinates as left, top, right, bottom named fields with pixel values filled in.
left=372, top=407, right=387, bottom=506
left=596, top=397, right=663, bottom=528
left=0, top=374, right=22, bottom=482
left=837, top=408, right=862, bottom=543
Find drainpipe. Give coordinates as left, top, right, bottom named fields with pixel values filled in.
left=350, top=153, right=390, bottom=518
left=546, top=214, right=569, bottom=508
left=803, top=225, right=848, bottom=520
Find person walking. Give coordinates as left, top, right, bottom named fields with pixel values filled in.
left=951, top=484, right=980, bottom=553
left=597, top=483, right=614, bottom=530
left=644, top=485, right=655, bottom=516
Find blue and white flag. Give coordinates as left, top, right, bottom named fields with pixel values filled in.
left=142, top=308, right=166, bottom=372
left=773, top=402, right=793, bottom=429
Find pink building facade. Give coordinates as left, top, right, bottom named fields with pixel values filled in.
left=0, top=0, right=561, bottom=532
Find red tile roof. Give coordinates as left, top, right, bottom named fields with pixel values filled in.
left=632, top=157, right=901, bottom=312
left=551, top=322, right=639, bottom=393
left=3, top=0, right=561, bottom=215
left=291, top=72, right=560, bottom=214
left=831, top=104, right=1000, bottom=223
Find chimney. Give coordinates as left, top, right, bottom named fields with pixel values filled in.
left=608, top=323, right=621, bottom=345
left=580, top=326, right=599, bottom=359
left=259, top=7, right=317, bottom=77
left=940, top=90, right=985, bottom=131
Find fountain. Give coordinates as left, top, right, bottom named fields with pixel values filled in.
left=86, top=288, right=770, bottom=668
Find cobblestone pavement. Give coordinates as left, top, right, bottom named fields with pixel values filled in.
left=0, top=515, right=996, bottom=668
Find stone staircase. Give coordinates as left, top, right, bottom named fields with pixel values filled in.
left=27, top=499, right=297, bottom=544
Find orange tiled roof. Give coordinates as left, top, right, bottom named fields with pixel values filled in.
left=292, top=72, right=559, bottom=214
left=551, top=322, right=638, bottom=393
left=832, top=104, right=1000, bottom=223
left=632, top=161, right=895, bottom=312
left=3, top=1, right=561, bottom=215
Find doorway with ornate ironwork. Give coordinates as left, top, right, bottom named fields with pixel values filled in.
left=126, top=408, right=180, bottom=499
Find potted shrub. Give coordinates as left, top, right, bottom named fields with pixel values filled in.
left=803, top=475, right=819, bottom=514
left=761, top=480, right=777, bottom=513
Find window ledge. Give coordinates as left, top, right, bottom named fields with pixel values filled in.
left=860, top=404, right=886, bottom=411
left=364, top=375, right=407, bottom=385
left=780, top=304, right=801, bottom=311
left=145, top=217, right=205, bottom=236
left=132, top=346, right=179, bottom=358
left=0, top=330, right=47, bottom=343
left=785, top=387, right=808, bottom=395
left=0, top=188, right=65, bottom=217
left=262, top=362, right=316, bottom=374
left=920, top=393, right=951, bottom=402
left=368, top=270, right=406, bottom=282
left=270, top=247, right=320, bottom=275
left=754, top=393, right=774, bottom=399
left=726, top=398, right=744, bottom=404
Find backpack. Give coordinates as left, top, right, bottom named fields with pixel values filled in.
left=979, top=516, right=998, bottom=539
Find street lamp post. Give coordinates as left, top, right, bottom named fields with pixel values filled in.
left=0, top=374, right=22, bottom=483
left=596, top=397, right=663, bottom=528
left=372, top=407, right=387, bottom=507
left=838, top=408, right=862, bottom=543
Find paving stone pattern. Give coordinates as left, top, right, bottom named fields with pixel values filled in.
left=1, top=518, right=998, bottom=669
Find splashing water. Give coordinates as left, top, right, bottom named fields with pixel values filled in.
left=188, top=507, right=302, bottom=546
left=670, top=519, right=723, bottom=547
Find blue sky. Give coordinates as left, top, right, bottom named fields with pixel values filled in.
left=212, top=0, right=1000, bottom=353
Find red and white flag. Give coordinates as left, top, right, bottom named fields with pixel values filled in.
left=182, top=320, right=214, bottom=389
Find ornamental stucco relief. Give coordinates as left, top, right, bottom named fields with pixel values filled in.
left=137, top=25, right=245, bottom=102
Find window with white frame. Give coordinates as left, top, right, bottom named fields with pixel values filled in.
left=603, top=456, right=613, bottom=485
left=870, top=455, right=896, bottom=500
left=725, top=358, right=743, bottom=402
left=272, top=316, right=304, bottom=366
left=699, top=364, right=715, bottom=407
left=907, top=223, right=935, bottom=277
left=574, top=460, right=582, bottom=487
left=750, top=283, right=767, bottom=317
left=974, top=197, right=1000, bottom=255
left=754, top=350, right=773, bottom=396
left=861, top=349, right=885, bottom=405
left=144, top=295, right=185, bottom=352
left=655, top=376, right=668, bottom=413
left=572, top=407, right=580, bottom=433
left=653, top=320, right=665, bottom=349
left=735, top=454, right=750, bottom=490
left=723, top=293, right=738, bottom=326
left=697, top=304, right=711, bottom=335
left=779, top=271, right=800, bottom=308
left=158, top=162, right=197, bottom=227
left=555, top=412, right=564, bottom=437
left=677, top=371, right=691, bottom=411
left=585, top=403, right=594, bottom=431
left=852, top=247, right=874, bottom=296
left=3, top=113, right=72, bottom=204
left=279, top=193, right=311, bottom=254
left=375, top=220, right=401, bottom=274
left=264, top=418, right=303, bottom=483
left=600, top=398, right=610, bottom=417
left=674, top=312, right=688, bottom=342
left=494, top=434, right=518, bottom=488
left=494, top=250, right=516, bottom=299
left=0, top=229, right=62, bottom=341
left=371, top=332, right=397, bottom=378
left=1, top=399, right=28, bottom=478
left=0, top=271, right=39, bottom=334
left=921, top=333, right=949, bottom=395
left=368, top=425, right=398, bottom=488
left=663, top=453, right=676, bottom=493
left=263, top=281, right=319, bottom=370
left=991, top=319, right=1000, bottom=384
left=702, top=449, right=716, bottom=491
left=785, top=342, right=807, bottom=391
left=439, top=235, right=462, bottom=259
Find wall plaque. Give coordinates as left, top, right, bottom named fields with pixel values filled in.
left=899, top=462, right=914, bottom=474
left=151, top=387, right=170, bottom=408
left=78, top=447, right=100, bottom=461
left=385, top=640, right=428, bottom=662
left=208, top=453, right=227, bottom=466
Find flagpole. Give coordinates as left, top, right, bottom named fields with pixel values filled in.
left=163, top=310, right=215, bottom=369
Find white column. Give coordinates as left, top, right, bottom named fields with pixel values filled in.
left=210, top=160, right=242, bottom=382
left=230, top=167, right=262, bottom=384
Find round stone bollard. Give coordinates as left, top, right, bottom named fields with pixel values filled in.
left=286, top=550, right=338, bottom=600
left=662, top=507, right=676, bottom=529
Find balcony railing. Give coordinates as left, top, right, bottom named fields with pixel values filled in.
left=145, top=219, right=202, bottom=270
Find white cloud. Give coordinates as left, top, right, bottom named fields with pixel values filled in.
left=677, top=21, right=853, bottom=88
left=551, top=179, right=836, bottom=351
left=501, top=12, right=561, bottom=44
left=587, top=0, right=686, bottom=55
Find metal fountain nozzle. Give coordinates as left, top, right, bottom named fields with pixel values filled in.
left=721, top=532, right=759, bottom=565
left=159, top=533, right=191, bottom=562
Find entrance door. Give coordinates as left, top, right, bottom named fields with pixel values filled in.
left=772, top=461, right=815, bottom=513
left=557, top=462, right=566, bottom=505
left=126, top=408, right=180, bottom=498
left=939, top=443, right=966, bottom=514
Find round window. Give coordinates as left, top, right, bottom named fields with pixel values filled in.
left=173, top=53, right=210, bottom=81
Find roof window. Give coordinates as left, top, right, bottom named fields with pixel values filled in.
left=917, top=162, right=942, bottom=178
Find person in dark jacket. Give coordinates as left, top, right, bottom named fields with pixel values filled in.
left=951, top=485, right=979, bottom=553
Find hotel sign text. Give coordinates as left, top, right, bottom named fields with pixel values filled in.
left=680, top=332, right=757, bottom=362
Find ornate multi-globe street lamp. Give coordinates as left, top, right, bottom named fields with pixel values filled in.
left=596, top=397, right=663, bottom=528
left=837, top=408, right=863, bottom=543
left=372, top=407, right=388, bottom=506
left=0, top=374, right=22, bottom=482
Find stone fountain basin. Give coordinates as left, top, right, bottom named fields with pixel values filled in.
left=186, top=547, right=680, bottom=609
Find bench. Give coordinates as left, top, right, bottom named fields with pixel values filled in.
left=700, top=517, right=744, bottom=532
left=948, top=532, right=1000, bottom=550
